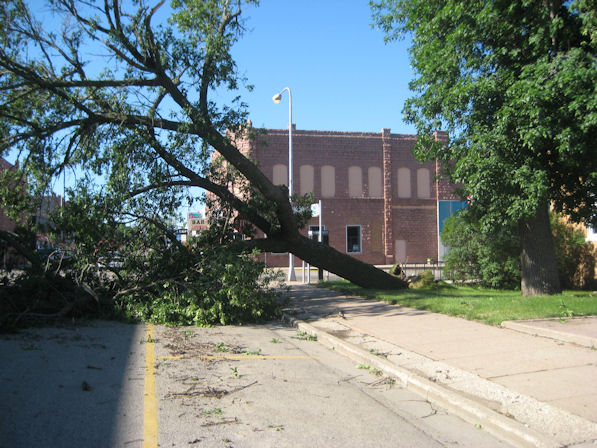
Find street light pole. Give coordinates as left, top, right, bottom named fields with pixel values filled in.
left=273, top=87, right=296, bottom=281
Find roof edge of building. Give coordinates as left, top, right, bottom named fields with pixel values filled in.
left=257, top=127, right=421, bottom=140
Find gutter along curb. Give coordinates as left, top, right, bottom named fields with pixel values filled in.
left=282, top=313, right=564, bottom=448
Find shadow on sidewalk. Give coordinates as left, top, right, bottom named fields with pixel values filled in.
left=0, top=320, right=145, bottom=447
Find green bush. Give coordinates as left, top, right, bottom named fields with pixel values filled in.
left=441, top=209, right=520, bottom=289
left=409, top=270, right=437, bottom=289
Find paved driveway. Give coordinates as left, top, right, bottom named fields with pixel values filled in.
left=0, top=320, right=511, bottom=447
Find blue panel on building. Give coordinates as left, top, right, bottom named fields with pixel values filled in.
left=438, top=200, right=467, bottom=234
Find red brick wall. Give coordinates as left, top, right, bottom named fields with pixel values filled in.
left=237, top=127, right=458, bottom=267
left=253, top=128, right=386, bottom=199
left=392, top=205, right=438, bottom=262
left=312, top=198, right=385, bottom=265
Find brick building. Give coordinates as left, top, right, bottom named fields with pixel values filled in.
left=236, top=126, right=465, bottom=267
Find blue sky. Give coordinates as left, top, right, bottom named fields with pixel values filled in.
left=227, top=0, right=416, bottom=134
left=9, top=0, right=416, bottom=211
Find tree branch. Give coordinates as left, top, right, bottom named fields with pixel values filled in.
left=140, top=130, right=274, bottom=235
left=228, top=236, right=289, bottom=254
left=28, top=78, right=162, bottom=89
left=113, top=277, right=178, bottom=301
left=198, top=1, right=243, bottom=117
left=0, top=230, right=42, bottom=272
left=121, top=210, right=185, bottom=251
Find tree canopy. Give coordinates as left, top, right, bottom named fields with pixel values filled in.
left=0, top=0, right=406, bottom=302
left=372, top=0, right=597, bottom=295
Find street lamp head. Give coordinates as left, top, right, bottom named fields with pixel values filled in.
left=272, top=93, right=282, bottom=104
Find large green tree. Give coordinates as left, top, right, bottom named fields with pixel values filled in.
left=372, top=0, right=597, bottom=295
left=0, top=0, right=406, bottom=290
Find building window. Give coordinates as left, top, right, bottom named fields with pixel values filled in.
left=417, top=168, right=431, bottom=198
left=397, top=167, right=411, bottom=198
left=309, top=225, right=328, bottom=245
left=348, top=166, right=362, bottom=198
left=368, top=166, right=382, bottom=198
left=321, top=165, right=335, bottom=198
left=346, top=225, right=361, bottom=253
left=300, top=164, right=314, bottom=195
left=273, top=164, right=287, bottom=186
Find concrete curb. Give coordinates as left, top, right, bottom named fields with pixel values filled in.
left=282, top=314, right=561, bottom=448
left=501, top=319, right=597, bottom=349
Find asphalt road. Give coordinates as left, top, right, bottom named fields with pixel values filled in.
left=0, top=320, right=512, bottom=447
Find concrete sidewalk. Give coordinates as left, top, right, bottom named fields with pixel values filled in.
left=282, top=283, right=597, bottom=448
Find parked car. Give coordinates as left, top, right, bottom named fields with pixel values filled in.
left=97, top=251, right=124, bottom=269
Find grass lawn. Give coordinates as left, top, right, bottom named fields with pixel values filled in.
left=319, top=280, right=597, bottom=325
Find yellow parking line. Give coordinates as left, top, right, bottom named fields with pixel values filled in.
left=143, top=324, right=158, bottom=448
left=156, top=354, right=337, bottom=360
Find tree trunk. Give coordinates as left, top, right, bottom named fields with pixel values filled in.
left=0, top=230, right=42, bottom=272
left=288, top=234, right=408, bottom=290
left=519, top=203, right=561, bottom=296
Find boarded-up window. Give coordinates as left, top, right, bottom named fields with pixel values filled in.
left=368, top=166, right=382, bottom=198
left=370, top=221, right=383, bottom=253
left=321, top=165, right=335, bottom=198
left=273, top=164, right=287, bottom=186
left=417, top=168, right=431, bottom=198
left=395, top=240, right=407, bottom=263
left=348, top=166, right=362, bottom=198
left=397, top=167, right=411, bottom=198
left=299, top=165, right=314, bottom=195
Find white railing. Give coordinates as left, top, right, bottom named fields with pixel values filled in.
left=383, top=262, right=446, bottom=280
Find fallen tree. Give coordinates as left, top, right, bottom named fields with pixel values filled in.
left=0, top=0, right=406, bottom=316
